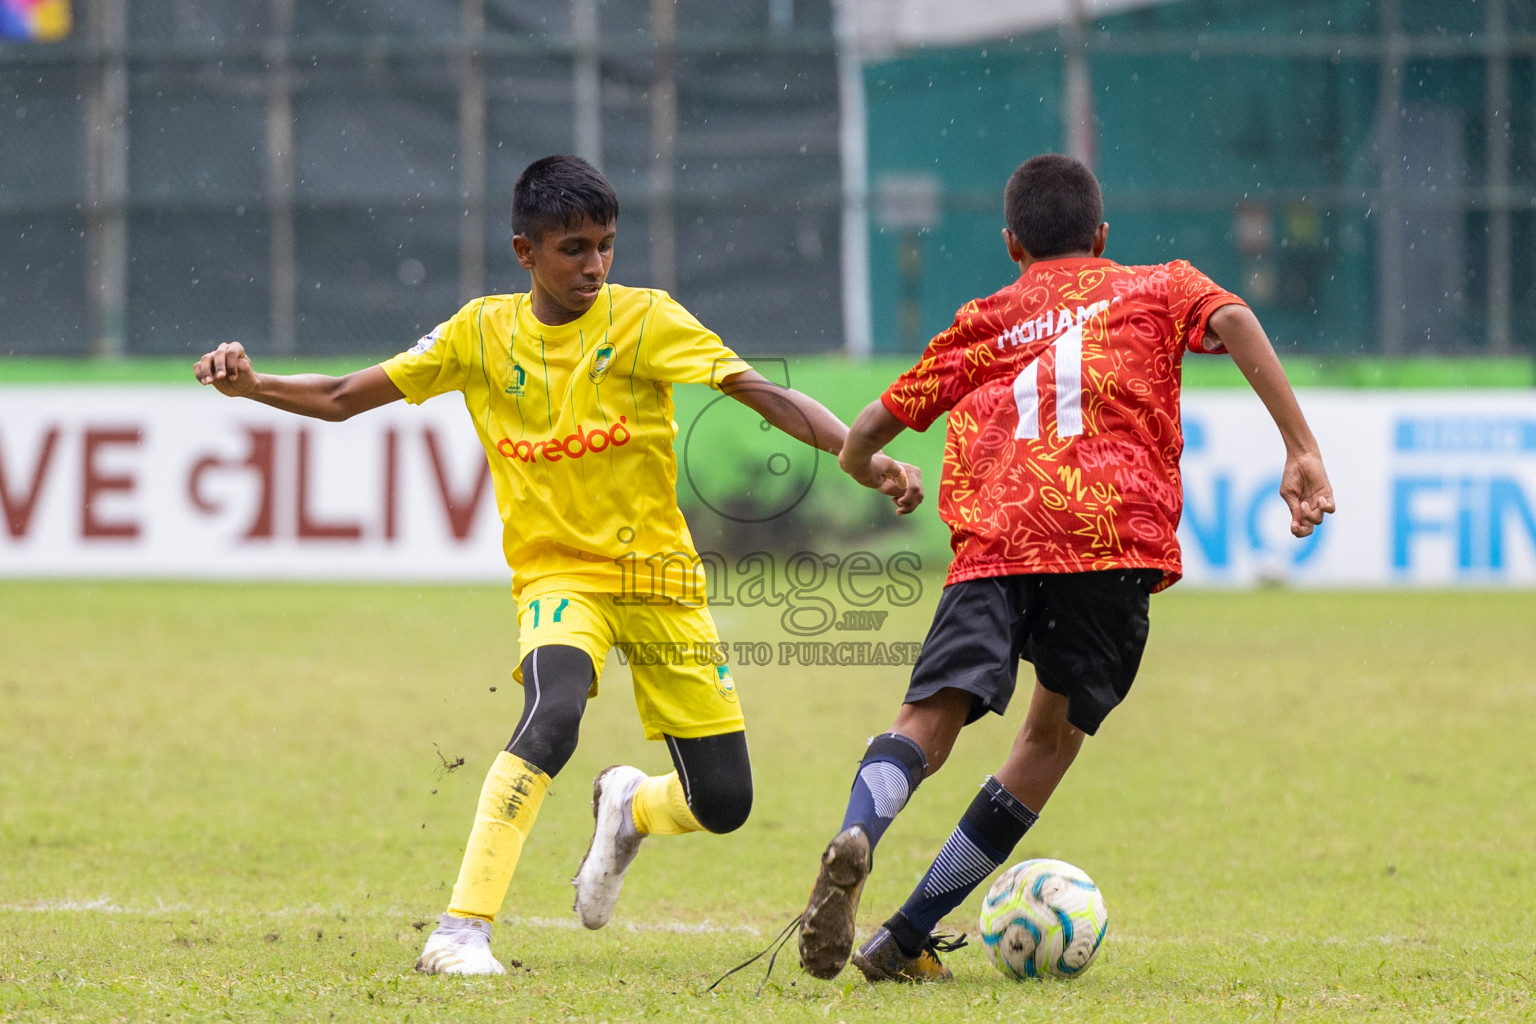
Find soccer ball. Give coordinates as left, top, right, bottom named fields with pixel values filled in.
left=979, top=858, right=1108, bottom=980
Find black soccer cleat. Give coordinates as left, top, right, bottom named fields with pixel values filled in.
left=851, top=926, right=966, bottom=983
left=798, top=825, right=871, bottom=979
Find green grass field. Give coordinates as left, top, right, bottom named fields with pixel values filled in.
left=2, top=582, right=1534, bottom=1022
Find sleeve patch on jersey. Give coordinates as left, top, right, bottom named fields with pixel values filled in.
left=409, top=324, right=445, bottom=355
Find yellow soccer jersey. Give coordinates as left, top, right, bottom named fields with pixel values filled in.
left=380, top=283, right=750, bottom=598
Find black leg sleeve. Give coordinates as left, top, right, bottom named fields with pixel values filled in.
left=503, top=644, right=593, bottom=778
left=663, top=731, right=753, bottom=834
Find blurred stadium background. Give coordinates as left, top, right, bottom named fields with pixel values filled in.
left=2, top=0, right=1534, bottom=587
left=4, top=0, right=1535, bottom=362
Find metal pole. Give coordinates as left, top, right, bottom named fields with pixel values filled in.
left=1486, top=0, right=1512, bottom=356
left=834, top=0, right=872, bottom=357
left=1064, top=0, right=1095, bottom=170
left=573, top=0, right=602, bottom=167
left=265, top=0, right=297, bottom=357
left=768, top=0, right=794, bottom=35
left=1375, top=0, right=1405, bottom=355
left=85, top=0, right=128, bottom=359
left=459, top=0, right=487, bottom=302
left=649, top=0, right=677, bottom=294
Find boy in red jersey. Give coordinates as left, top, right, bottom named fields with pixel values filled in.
left=798, top=153, right=1335, bottom=982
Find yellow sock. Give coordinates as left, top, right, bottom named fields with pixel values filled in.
left=630, top=771, right=702, bottom=836
left=446, top=751, right=550, bottom=922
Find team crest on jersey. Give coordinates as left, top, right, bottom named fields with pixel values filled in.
left=505, top=360, right=527, bottom=397
left=588, top=345, right=616, bottom=384
left=714, top=665, right=737, bottom=703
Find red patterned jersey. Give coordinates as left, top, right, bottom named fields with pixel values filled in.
left=882, top=257, right=1243, bottom=591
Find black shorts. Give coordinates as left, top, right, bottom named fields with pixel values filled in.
left=903, top=570, right=1160, bottom=735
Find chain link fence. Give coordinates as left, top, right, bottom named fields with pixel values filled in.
left=0, top=0, right=843, bottom=358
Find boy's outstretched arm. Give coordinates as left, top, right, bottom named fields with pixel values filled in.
left=838, top=397, right=922, bottom=509
left=839, top=398, right=907, bottom=477
left=720, top=368, right=923, bottom=515
left=193, top=341, right=404, bottom=421
left=1205, top=304, right=1336, bottom=537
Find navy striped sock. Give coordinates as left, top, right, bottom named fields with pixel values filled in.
left=886, top=776, right=1038, bottom=957
left=839, top=732, right=927, bottom=851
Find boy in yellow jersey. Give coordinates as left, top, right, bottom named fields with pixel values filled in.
left=193, top=155, right=922, bottom=975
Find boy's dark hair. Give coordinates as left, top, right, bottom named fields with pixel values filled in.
left=1003, top=154, right=1102, bottom=259
left=512, top=155, right=619, bottom=239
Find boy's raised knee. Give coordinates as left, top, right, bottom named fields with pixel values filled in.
left=687, top=777, right=753, bottom=834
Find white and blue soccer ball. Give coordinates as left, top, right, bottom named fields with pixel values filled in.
left=979, top=858, right=1108, bottom=980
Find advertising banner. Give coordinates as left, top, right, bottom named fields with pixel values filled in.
left=0, top=387, right=504, bottom=581
left=1177, top=391, right=1536, bottom=586
left=1, top=387, right=1534, bottom=587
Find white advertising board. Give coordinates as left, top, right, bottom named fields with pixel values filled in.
left=1, top=386, right=1534, bottom=586
left=1176, top=390, right=1536, bottom=587
left=0, top=387, right=506, bottom=581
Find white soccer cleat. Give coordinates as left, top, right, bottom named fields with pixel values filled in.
left=572, top=764, right=648, bottom=930
left=414, top=913, right=506, bottom=976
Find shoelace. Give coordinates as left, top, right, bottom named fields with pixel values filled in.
left=707, top=920, right=971, bottom=993
left=705, top=914, right=801, bottom=995
left=926, top=931, right=968, bottom=955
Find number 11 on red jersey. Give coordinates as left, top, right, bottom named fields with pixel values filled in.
left=1012, top=322, right=1084, bottom=440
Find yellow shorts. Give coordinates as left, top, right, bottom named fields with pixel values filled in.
left=513, top=585, right=744, bottom=742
